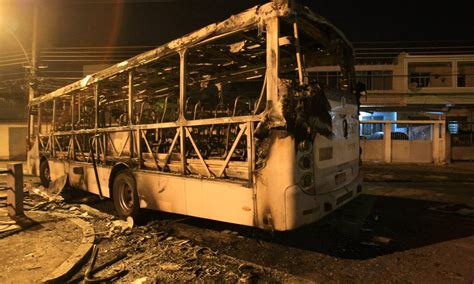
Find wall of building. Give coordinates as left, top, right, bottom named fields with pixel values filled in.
left=0, top=123, right=28, bottom=160
left=446, top=109, right=474, bottom=122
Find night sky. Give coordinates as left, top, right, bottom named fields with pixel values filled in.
left=1, top=0, right=474, bottom=52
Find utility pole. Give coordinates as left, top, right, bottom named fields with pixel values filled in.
left=27, top=2, right=39, bottom=176
left=28, top=2, right=39, bottom=101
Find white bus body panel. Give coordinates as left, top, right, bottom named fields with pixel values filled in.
left=48, top=160, right=256, bottom=227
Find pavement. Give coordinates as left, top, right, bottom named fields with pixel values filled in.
left=0, top=210, right=93, bottom=283
left=0, top=175, right=95, bottom=283
left=362, top=161, right=474, bottom=182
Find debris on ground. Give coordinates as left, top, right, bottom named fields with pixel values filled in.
left=69, top=217, right=295, bottom=283
left=2, top=170, right=473, bottom=283
left=11, top=181, right=293, bottom=282
left=82, top=245, right=128, bottom=283
left=428, top=203, right=474, bottom=217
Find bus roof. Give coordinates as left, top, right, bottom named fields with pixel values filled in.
left=30, top=1, right=351, bottom=106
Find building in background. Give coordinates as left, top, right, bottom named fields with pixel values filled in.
left=309, top=46, right=474, bottom=123
left=0, top=93, right=28, bottom=160
left=309, top=44, right=474, bottom=162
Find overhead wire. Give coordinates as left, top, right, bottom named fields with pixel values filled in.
left=2, top=42, right=474, bottom=92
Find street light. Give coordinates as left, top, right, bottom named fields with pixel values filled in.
left=0, top=3, right=38, bottom=101
left=1, top=24, right=32, bottom=70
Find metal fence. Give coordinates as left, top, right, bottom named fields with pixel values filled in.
left=360, top=122, right=433, bottom=141
left=449, top=122, right=474, bottom=147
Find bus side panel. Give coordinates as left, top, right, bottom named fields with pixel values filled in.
left=134, top=171, right=255, bottom=226
left=82, top=166, right=111, bottom=197
left=185, top=179, right=254, bottom=226
left=134, top=172, right=187, bottom=214
left=49, top=160, right=112, bottom=198
left=49, top=160, right=68, bottom=182
left=284, top=185, right=320, bottom=229
left=255, top=131, right=296, bottom=231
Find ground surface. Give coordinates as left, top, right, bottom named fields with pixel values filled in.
left=0, top=162, right=473, bottom=282
left=0, top=212, right=82, bottom=283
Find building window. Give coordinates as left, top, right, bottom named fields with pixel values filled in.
left=448, top=122, right=459, bottom=134
left=457, top=62, right=474, bottom=87
left=409, top=72, right=431, bottom=88
left=360, top=115, right=383, bottom=137
left=408, top=62, right=452, bottom=88
left=356, top=70, right=393, bottom=90
left=310, top=71, right=343, bottom=89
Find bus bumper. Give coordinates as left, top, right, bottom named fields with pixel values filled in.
left=283, top=173, right=363, bottom=231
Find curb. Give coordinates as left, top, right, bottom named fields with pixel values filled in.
left=42, top=217, right=95, bottom=283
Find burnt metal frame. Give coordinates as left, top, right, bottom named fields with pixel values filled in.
left=35, top=21, right=272, bottom=184
left=31, top=4, right=346, bottom=186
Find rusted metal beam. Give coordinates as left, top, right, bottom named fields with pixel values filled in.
left=54, top=136, right=63, bottom=152
left=128, top=70, right=133, bottom=125
left=38, top=105, right=42, bottom=133
left=163, top=128, right=180, bottom=170
left=185, top=127, right=213, bottom=177
left=106, top=132, right=119, bottom=156
left=51, top=134, right=55, bottom=157
left=179, top=50, right=186, bottom=121
left=292, top=20, right=304, bottom=85
left=266, top=17, right=279, bottom=103
left=246, top=121, right=254, bottom=185
left=67, top=136, right=74, bottom=159
left=75, top=136, right=87, bottom=161
left=39, top=136, right=45, bottom=148
left=94, top=85, right=99, bottom=130
left=140, top=129, right=160, bottom=170
left=117, top=134, right=129, bottom=158
left=179, top=126, right=186, bottom=175
left=47, top=115, right=262, bottom=136
left=137, top=129, right=143, bottom=169
left=71, top=94, right=75, bottom=130
left=218, top=124, right=247, bottom=178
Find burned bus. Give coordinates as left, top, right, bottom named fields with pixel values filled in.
left=27, top=0, right=362, bottom=231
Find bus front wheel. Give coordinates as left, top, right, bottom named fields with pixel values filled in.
left=40, top=159, right=51, bottom=187
left=112, top=170, right=140, bottom=219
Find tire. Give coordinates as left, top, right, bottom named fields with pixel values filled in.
left=112, top=170, right=140, bottom=219
left=39, top=160, right=51, bottom=187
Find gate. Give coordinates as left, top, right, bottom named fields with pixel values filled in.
left=360, top=120, right=447, bottom=164
left=449, top=122, right=474, bottom=161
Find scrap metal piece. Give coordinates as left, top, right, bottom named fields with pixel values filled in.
left=83, top=245, right=128, bottom=283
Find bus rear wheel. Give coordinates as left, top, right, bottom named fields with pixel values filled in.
left=40, top=159, right=51, bottom=187
left=112, top=170, right=140, bottom=219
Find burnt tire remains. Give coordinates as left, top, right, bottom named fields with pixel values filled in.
left=40, top=159, right=51, bottom=187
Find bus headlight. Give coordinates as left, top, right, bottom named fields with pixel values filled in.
left=297, top=140, right=311, bottom=153
left=299, top=173, right=314, bottom=189
left=299, top=174, right=315, bottom=194
left=298, top=154, right=313, bottom=170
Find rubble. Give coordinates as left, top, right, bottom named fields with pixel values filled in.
left=428, top=203, right=474, bottom=217
left=82, top=245, right=128, bottom=283
left=2, top=182, right=293, bottom=282
left=2, top=167, right=474, bottom=282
